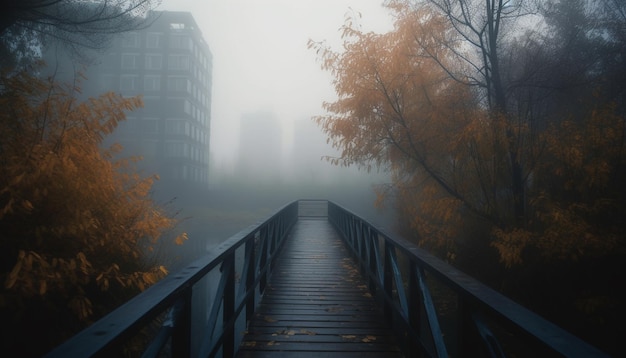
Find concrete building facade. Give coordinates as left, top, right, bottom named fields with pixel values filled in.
left=90, top=11, right=213, bottom=193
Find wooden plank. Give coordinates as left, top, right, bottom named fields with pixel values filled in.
left=255, top=307, right=380, bottom=315
left=241, top=334, right=398, bottom=345
left=297, top=200, right=328, bottom=218
left=238, top=351, right=402, bottom=358
left=249, top=318, right=382, bottom=326
left=241, top=341, right=400, bottom=352
left=244, top=327, right=396, bottom=336
left=236, top=219, right=403, bottom=357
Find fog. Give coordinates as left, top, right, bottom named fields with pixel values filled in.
left=165, top=110, right=393, bottom=269
left=149, top=1, right=396, bottom=267
left=159, top=0, right=392, bottom=169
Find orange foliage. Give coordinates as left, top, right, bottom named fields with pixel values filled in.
left=486, top=103, right=626, bottom=266
left=312, top=1, right=626, bottom=268
left=309, top=3, right=504, bottom=250
left=0, top=69, right=186, bottom=346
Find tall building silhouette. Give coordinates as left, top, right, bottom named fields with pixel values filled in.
left=237, top=112, right=284, bottom=184
left=61, top=11, right=213, bottom=195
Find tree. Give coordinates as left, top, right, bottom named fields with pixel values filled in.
left=0, top=69, right=186, bottom=356
left=419, top=0, right=544, bottom=226
left=311, top=2, right=626, bottom=353
left=486, top=0, right=626, bottom=260
left=0, top=0, right=160, bottom=69
left=309, top=3, right=509, bottom=252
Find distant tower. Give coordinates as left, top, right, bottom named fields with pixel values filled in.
left=289, top=118, right=335, bottom=184
left=237, top=112, right=284, bottom=184
left=77, top=11, right=213, bottom=196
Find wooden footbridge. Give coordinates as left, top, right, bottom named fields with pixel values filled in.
left=47, top=200, right=608, bottom=357
left=237, top=217, right=402, bottom=358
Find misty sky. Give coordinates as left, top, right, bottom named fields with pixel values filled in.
left=160, top=0, right=393, bottom=168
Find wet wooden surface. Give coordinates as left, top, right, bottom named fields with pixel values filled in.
left=236, top=219, right=403, bottom=358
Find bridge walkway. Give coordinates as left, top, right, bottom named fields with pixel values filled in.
left=236, top=218, right=403, bottom=358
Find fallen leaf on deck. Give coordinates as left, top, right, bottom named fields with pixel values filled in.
left=361, top=335, right=377, bottom=343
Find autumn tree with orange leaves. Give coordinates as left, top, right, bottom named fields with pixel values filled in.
left=311, top=0, right=626, bottom=263
left=311, top=1, right=626, bottom=353
left=0, top=69, right=187, bottom=355
left=309, top=3, right=512, bottom=256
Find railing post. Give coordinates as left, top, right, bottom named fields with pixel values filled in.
left=222, top=257, right=236, bottom=358
left=408, top=261, right=421, bottom=357
left=356, top=221, right=362, bottom=260
left=384, top=243, right=394, bottom=326
left=368, top=229, right=378, bottom=295
left=245, top=238, right=256, bottom=320
left=259, top=227, right=268, bottom=293
left=416, top=266, right=448, bottom=358
left=171, top=291, right=192, bottom=357
left=268, top=222, right=277, bottom=270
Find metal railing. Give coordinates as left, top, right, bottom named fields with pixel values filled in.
left=46, top=199, right=609, bottom=357
left=46, top=201, right=298, bottom=358
left=328, top=201, right=609, bottom=358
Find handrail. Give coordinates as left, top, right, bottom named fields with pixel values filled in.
left=46, top=200, right=298, bottom=358
left=327, top=201, right=609, bottom=358
left=45, top=199, right=609, bottom=357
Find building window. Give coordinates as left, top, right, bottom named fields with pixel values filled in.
left=144, top=76, right=161, bottom=91
left=145, top=54, right=162, bottom=70
left=165, top=119, right=188, bottom=135
left=167, top=76, right=190, bottom=92
left=168, top=54, right=190, bottom=70
left=170, top=35, right=192, bottom=50
left=170, top=22, right=186, bottom=30
left=120, top=75, right=139, bottom=91
left=121, top=32, right=139, bottom=48
left=146, top=32, right=162, bottom=48
left=166, top=142, right=188, bottom=158
left=183, top=100, right=192, bottom=115
left=121, top=53, right=138, bottom=69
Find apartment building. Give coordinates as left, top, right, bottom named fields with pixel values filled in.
left=90, top=11, right=213, bottom=193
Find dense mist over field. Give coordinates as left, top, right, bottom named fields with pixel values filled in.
left=159, top=112, right=392, bottom=269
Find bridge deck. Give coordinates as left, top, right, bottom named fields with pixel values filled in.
left=236, top=218, right=403, bottom=358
